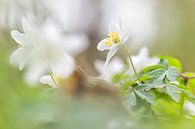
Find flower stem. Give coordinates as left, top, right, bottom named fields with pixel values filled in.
left=122, top=44, right=140, bottom=83
left=48, top=67, right=58, bottom=88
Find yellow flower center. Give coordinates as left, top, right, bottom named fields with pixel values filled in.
left=105, top=32, right=120, bottom=46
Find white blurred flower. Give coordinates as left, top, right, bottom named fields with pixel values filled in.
left=94, top=57, right=125, bottom=83
left=10, top=17, right=89, bottom=85
left=97, top=19, right=129, bottom=66
left=43, top=0, right=95, bottom=32
left=101, top=0, right=158, bottom=48
left=40, top=55, right=74, bottom=88
left=184, top=101, right=195, bottom=116
left=0, top=0, right=43, bottom=29
left=128, top=46, right=159, bottom=74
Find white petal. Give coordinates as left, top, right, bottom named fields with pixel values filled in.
left=24, top=63, right=46, bottom=86
left=40, top=75, right=55, bottom=87
left=94, top=60, right=105, bottom=74
left=11, top=30, right=30, bottom=46
left=50, top=54, right=75, bottom=77
left=97, top=39, right=111, bottom=51
left=109, top=57, right=124, bottom=73
left=121, top=31, right=129, bottom=44
left=108, top=21, right=120, bottom=33
left=105, top=45, right=119, bottom=66
left=10, top=48, right=28, bottom=70
left=139, top=46, right=149, bottom=57
left=22, top=17, right=35, bottom=34
left=117, top=18, right=122, bottom=31
left=184, top=102, right=195, bottom=115
left=61, top=34, right=89, bottom=56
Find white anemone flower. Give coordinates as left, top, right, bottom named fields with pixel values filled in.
left=97, top=19, right=129, bottom=66
left=94, top=57, right=125, bottom=83
left=128, top=46, right=159, bottom=74
left=10, top=17, right=89, bottom=85
left=40, top=54, right=74, bottom=88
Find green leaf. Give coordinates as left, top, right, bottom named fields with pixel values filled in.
left=159, top=56, right=182, bottom=72
left=166, top=67, right=179, bottom=81
left=124, top=92, right=137, bottom=106
left=135, top=90, right=155, bottom=104
left=166, top=84, right=181, bottom=103
left=149, top=66, right=179, bottom=82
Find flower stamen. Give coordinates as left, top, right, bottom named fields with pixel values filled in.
left=105, top=32, right=121, bottom=46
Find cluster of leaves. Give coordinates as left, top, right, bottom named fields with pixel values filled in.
left=112, top=56, right=195, bottom=113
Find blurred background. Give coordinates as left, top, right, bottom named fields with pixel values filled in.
left=0, top=0, right=195, bottom=129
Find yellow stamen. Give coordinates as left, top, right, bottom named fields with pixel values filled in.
left=105, top=38, right=112, bottom=46
left=108, top=32, right=120, bottom=43
left=104, top=32, right=121, bottom=46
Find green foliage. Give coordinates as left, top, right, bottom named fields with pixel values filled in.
left=114, top=55, right=195, bottom=117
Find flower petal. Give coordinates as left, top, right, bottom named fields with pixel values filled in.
left=105, top=45, right=119, bottom=66
left=109, top=22, right=119, bottom=33
left=24, top=63, right=46, bottom=86
left=11, top=30, right=30, bottom=46
left=94, top=60, right=105, bottom=74
left=50, top=54, right=75, bottom=77
left=61, top=34, right=89, bottom=56
left=10, top=47, right=29, bottom=70
left=40, top=75, right=55, bottom=87
left=97, top=39, right=111, bottom=51
left=22, top=17, right=35, bottom=34
left=121, top=31, right=129, bottom=44
left=108, top=19, right=122, bottom=33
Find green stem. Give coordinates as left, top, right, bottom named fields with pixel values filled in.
left=122, top=44, right=141, bottom=83
left=48, top=67, right=58, bottom=88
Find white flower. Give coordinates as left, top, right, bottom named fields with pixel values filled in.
left=10, top=17, right=88, bottom=85
left=0, top=0, right=42, bottom=29
left=128, top=46, right=159, bottom=74
left=97, top=19, right=129, bottom=66
left=101, top=0, right=157, bottom=48
left=40, top=54, right=74, bottom=88
left=94, top=57, right=125, bottom=83
left=184, top=101, right=195, bottom=116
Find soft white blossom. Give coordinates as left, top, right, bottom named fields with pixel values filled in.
left=97, top=19, right=129, bottom=66
left=100, top=0, right=157, bottom=48
left=94, top=57, right=125, bottom=82
left=10, top=17, right=89, bottom=85
left=184, top=101, right=195, bottom=116
left=128, top=46, right=159, bottom=74
left=0, top=0, right=43, bottom=29
left=43, top=0, right=95, bottom=32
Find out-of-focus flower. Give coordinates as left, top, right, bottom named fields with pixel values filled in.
left=184, top=101, right=195, bottom=116
left=40, top=55, right=74, bottom=88
left=94, top=57, right=125, bottom=83
left=10, top=17, right=89, bottom=85
left=0, top=0, right=44, bottom=29
left=100, top=0, right=157, bottom=48
left=97, top=19, right=129, bottom=66
left=128, top=46, right=159, bottom=74
left=43, top=0, right=96, bottom=33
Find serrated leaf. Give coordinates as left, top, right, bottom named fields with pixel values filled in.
left=166, top=67, right=179, bottom=81
left=124, top=92, right=137, bottom=106
left=166, top=84, right=181, bottom=103
left=149, top=66, right=179, bottom=82
left=159, top=56, right=182, bottom=72
left=135, top=90, right=155, bottom=104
